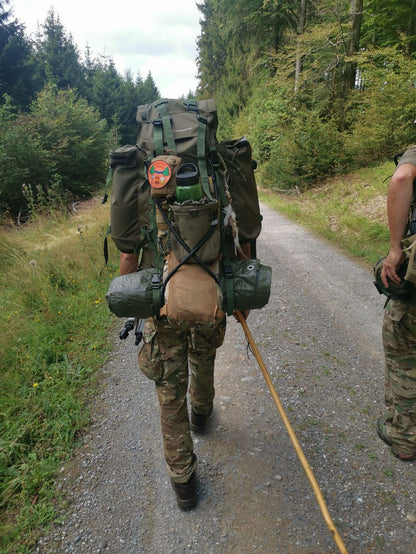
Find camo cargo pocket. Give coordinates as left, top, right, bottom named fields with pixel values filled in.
left=137, top=320, right=164, bottom=382
left=170, top=199, right=220, bottom=264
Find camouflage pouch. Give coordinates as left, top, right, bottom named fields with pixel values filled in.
left=402, top=235, right=416, bottom=285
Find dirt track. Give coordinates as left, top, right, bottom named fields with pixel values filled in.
left=36, top=203, right=416, bottom=553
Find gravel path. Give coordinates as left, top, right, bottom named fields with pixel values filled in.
left=36, top=203, right=416, bottom=553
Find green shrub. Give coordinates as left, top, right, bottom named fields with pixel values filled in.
left=0, top=98, right=52, bottom=219
left=0, top=87, right=111, bottom=220
left=344, top=48, right=416, bottom=165
left=28, top=85, right=110, bottom=200
left=262, top=108, right=345, bottom=190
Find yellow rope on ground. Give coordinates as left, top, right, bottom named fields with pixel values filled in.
left=236, top=311, right=348, bottom=554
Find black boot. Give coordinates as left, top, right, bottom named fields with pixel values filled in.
left=190, top=409, right=212, bottom=433
left=170, top=472, right=197, bottom=510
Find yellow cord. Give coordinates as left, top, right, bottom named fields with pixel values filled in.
left=236, top=311, right=348, bottom=554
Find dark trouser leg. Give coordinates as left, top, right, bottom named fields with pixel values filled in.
left=188, top=318, right=226, bottom=415
left=155, top=366, right=196, bottom=482
left=138, top=317, right=196, bottom=482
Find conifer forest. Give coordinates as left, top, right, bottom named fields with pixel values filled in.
left=0, top=0, right=415, bottom=217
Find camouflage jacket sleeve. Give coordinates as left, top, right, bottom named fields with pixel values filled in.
left=397, top=147, right=416, bottom=211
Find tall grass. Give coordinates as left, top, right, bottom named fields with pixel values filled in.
left=0, top=199, right=119, bottom=552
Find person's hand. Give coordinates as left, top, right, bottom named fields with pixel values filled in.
left=381, top=248, right=405, bottom=287
left=233, top=310, right=250, bottom=322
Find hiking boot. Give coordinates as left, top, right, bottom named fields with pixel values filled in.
left=376, top=416, right=416, bottom=462
left=190, top=408, right=212, bottom=433
left=170, top=473, right=197, bottom=511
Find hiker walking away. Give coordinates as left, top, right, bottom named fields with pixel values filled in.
left=105, top=100, right=267, bottom=511
left=119, top=246, right=249, bottom=510
left=377, top=145, right=416, bottom=461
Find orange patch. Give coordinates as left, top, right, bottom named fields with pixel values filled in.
left=148, top=160, right=172, bottom=189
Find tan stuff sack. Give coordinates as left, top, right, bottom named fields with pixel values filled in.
left=159, top=251, right=224, bottom=323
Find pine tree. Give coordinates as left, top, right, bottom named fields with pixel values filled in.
left=34, top=9, right=85, bottom=93
left=0, top=0, right=37, bottom=107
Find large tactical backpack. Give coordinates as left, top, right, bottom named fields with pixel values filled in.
left=105, top=98, right=270, bottom=321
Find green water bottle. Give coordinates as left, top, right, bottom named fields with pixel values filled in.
left=175, top=163, right=202, bottom=202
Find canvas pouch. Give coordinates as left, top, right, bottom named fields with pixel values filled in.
left=109, top=145, right=151, bottom=258
left=170, top=199, right=220, bottom=264
left=159, top=251, right=224, bottom=322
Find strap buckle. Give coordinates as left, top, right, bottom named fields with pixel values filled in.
left=151, top=273, right=161, bottom=288
left=186, top=100, right=198, bottom=112
left=223, top=263, right=233, bottom=278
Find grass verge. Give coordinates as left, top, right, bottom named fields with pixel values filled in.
left=258, top=160, right=394, bottom=266
left=0, top=199, right=119, bottom=553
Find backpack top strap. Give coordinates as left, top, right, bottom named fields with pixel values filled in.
left=181, top=99, right=215, bottom=201
left=196, top=114, right=214, bottom=200
left=152, top=118, right=164, bottom=156
left=154, top=99, right=176, bottom=155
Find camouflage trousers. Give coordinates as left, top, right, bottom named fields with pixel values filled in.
left=382, top=297, right=416, bottom=457
left=138, top=315, right=226, bottom=483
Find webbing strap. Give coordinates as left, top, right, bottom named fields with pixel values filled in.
left=100, top=223, right=112, bottom=274
left=153, top=119, right=164, bottom=156
left=148, top=199, right=164, bottom=313
left=157, top=102, right=176, bottom=154
left=215, top=170, right=228, bottom=208
left=222, top=230, right=235, bottom=315
left=196, top=115, right=214, bottom=201
left=186, top=99, right=198, bottom=112
left=151, top=272, right=161, bottom=313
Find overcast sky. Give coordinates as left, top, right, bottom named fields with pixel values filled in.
left=10, top=0, right=202, bottom=98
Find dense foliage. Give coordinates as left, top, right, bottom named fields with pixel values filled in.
left=197, top=0, right=416, bottom=190
left=0, top=1, right=160, bottom=219
left=3, top=1, right=415, bottom=214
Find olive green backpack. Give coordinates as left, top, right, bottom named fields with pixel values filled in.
left=105, top=98, right=269, bottom=317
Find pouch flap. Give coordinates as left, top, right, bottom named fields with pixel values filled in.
left=109, top=145, right=138, bottom=169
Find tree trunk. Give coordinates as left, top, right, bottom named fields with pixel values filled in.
left=344, top=0, right=363, bottom=91
left=294, top=0, right=307, bottom=93
left=409, top=0, right=416, bottom=54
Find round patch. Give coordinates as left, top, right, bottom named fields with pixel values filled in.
left=148, top=160, right=172, bottom=189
